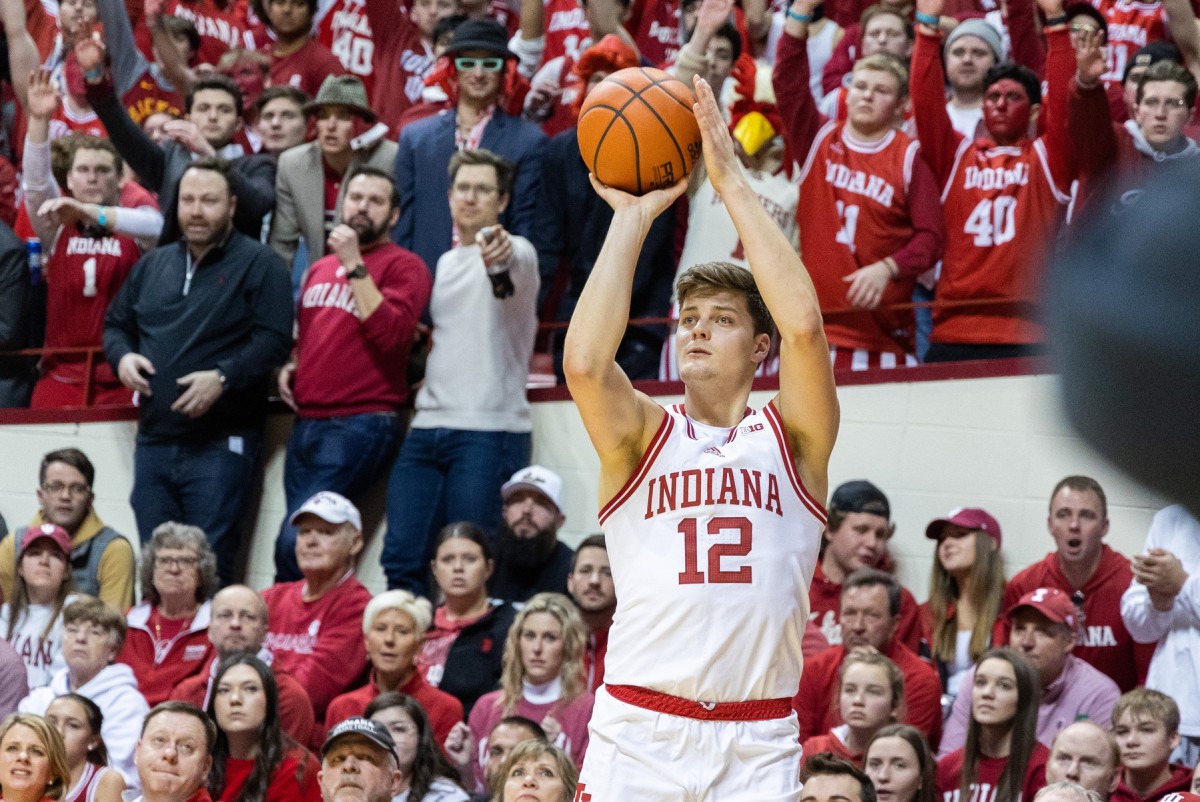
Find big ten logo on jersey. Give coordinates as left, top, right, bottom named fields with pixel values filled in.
left=574, top=785, right=592, bottom=802
left=324, top=0, right=374, bottom=76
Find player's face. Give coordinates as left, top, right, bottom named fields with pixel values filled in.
left=675, top=290, right=768, bottom=385
left=865, top=736, right=923, bottom=802
left=317, top=106, right=356, bottom=157
left=45, top=696, right=99, bottom=768
left=567, top=546, right=615, bottom=614
left=294, top=515, right=363, bottom=577
left=703, top=36, right=735, bottom=90
left=213, top=664, right=268, bottom=736
left=982, top=78, right=1035, bottom=145
left=826, top=512, right=890, bottom=576
left=1046, top=723, right=1119, bottom=795
left=518, top=612, right=564, bottom=685
left=1135, top=80, right=1192, bottom=150
left=432, top=536, right=493, bottom=600
left=846, top=67, right=903, bottom=137
left=1007, top=608, right=1073, bottom=685
left=862, top=14, right=910, bottom=58
left=37, top=461, right=93, bottom=531
left=1113, top=711, right=1180, bottom=774
left=839, top=662, right=896, bottom=731
left=188, top=89, right=241, bottom=148
left=945, top=35, right=995, bottom=94
left=801, top=773, right=864, bottom=802
left=448, top=163, right=509, bottom=233
left=265, top=0, right=313, bottom=38
left=455, top=48, right=505, bottom=106
left=209, top=586, right=268, bottom=657
left=1048, top=487, right=1108, bottom=568
left=411, top=0, right=455, bottom=41
left=971, top=657, right=1018, bottom=727
left=18, top=542, right=69, bottom=603
left=502, top=754, right=567, bottom=802
left=67, top=147, right=120, bottom=206
left=365, top=608, right=423, bottom=680
left=502, top=489, right=562, bottom=539
left=485, top=724, right=537, bottom=787
left=935, top=525, right=979, bottom=576
left=255, top=97, right=307, bottom=154
left=839, top=584, right=896, bottom=651
left=342, top=174, right=399, bottom=247
left=179, top=168, right=236, bottom=250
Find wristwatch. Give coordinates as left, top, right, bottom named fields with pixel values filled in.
left=347, top=263, right=369, bottom=280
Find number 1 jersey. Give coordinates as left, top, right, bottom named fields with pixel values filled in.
left=598, top=402, right=826, bottom=702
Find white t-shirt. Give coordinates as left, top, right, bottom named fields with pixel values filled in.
left=0, top=593, right=76, bottom=688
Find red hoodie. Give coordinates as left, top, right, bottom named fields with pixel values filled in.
left=1110, top=764, right=1194, bottom=802
left=1000, top=544, right=1153, bottom=692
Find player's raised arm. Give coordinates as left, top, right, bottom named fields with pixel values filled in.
left=562, top=174, right=684, bottom=499
left=692, top=76, right=839, bottom=497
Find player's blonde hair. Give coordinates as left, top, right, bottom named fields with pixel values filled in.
left=675, top=262, right=774, bottom=337
left=497, top=593, right=588, bottom=716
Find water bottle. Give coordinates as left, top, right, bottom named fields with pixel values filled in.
left=26, top=238, right=42, bottom=285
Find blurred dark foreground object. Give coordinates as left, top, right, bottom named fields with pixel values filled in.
left=1048, top=163, right=1200, bottom=518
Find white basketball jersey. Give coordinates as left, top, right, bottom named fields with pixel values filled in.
left=599, top=402, right=826, bottom=702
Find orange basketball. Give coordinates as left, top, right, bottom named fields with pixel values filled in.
left=576, top=67, right=702, bottom=195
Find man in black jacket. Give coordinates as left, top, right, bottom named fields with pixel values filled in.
left=76, top=35, right=275, bottom=244
left=104, top=158, right=292, bottom=583
left=0, top=219, right=33, bottom=407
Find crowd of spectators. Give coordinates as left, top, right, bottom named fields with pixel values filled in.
left=2, top=442, right=1200, bottom=802
left=0, top=0, right=1196, bottom=795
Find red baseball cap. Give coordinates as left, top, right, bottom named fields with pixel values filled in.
left=925, top=507, right=1002, bottom=547
left=1007, top=587, right=1078, bottom=628
left=21, top=523, right=72, bottom=556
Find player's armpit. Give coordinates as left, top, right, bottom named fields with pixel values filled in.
left=772, top=330, right=839, bottom=505
left=570, top=369, right=667, bottom=503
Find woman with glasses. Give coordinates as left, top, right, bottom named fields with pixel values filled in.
left=366, top=692, right=468, bottom=802
left=1, top=526, right=78, bottom=689
left=116, top=522, right=217, bottom=705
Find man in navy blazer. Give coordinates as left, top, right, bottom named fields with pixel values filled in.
left=393, top=19, right=547, bottom=272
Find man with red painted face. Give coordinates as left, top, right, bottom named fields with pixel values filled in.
left=911, top=0, right=1075, bottom=363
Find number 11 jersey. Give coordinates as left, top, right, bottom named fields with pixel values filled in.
left=598, top=401, right=826, bottom=702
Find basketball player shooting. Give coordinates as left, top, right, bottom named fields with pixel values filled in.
left=563, top=76, right=840, bottom=800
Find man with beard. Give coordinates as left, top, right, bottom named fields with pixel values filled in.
left=487, top=466, right=574, bottom=606
left=104, top=157, right=293, bottom=585
left=0, top=449, right=134, bottom=610
left=275, top=167, right=432, bottom=582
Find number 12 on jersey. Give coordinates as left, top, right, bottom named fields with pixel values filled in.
left=678, top=516, right=754, bottom=585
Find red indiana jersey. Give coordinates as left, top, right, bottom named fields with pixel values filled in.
left=317, top=0, right=379, bottom=86
left=799, top=123, right=923, bottom=355
left=49, top=104, right=106, bottom=140
left=542, top=0, right=591, bottom=66
left=265, top=38, right=345, bottom=96
left=627, top=0, right=681, bottom=67
left=43, top=224, right=141, bottom=386
left=1092, top=0, right=1168, bottom=85
left=136, top=0, right=255, bottom=66
left=911, top=27, right=1073, bottom=347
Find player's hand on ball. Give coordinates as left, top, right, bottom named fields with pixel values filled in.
left=588, top=173, right=687, bottom=221
left=693, top=76, right=744, bottom=196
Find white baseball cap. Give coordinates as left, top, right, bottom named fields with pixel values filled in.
left=501, top=465, right=564, bottom=513
left=289, top=491, right=362, bottom=530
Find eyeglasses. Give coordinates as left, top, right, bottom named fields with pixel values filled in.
left=42, top=481, right=91, bottom=496
left=155, top=555, right=200, bottom=570
left=454, top=57, right=505, bottom=73
left=452, top=182, right=500, bottom=197
left=1141, top=97, right=1188, bottom=110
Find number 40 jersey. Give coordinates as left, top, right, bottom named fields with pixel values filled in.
left=598, top=402, right=826, bottom=703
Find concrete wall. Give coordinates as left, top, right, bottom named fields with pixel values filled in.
left=0, top=372, right=1166, bottom=599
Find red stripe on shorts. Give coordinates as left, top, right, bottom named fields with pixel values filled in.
left=606, top=684, right=793, bottom=721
